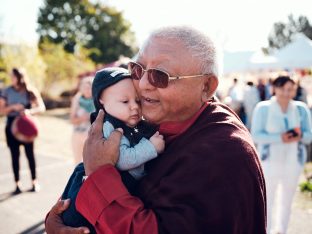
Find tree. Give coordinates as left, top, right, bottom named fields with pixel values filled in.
left=37, top=0, right=137, bottom=63
left=0, top=43, right=46, bottom=91
left=39, top=40, right=95, bottom=95
left=268, top=14, right=312, bottom=51
left=85, top=2, right=137, bottom=63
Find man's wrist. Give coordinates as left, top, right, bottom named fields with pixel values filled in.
left=85, top=163, right=115, bottom=176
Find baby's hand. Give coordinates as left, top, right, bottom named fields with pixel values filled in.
left=150, top=131, right=165, bottom=154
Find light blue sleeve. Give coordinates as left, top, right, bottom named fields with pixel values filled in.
left=103, top=121, right=158, bottom=171
left=251, top=102, right=282, bottom=144
left=117, top=137, right=158, bottom=171
left=103, top=121, right=115, bottom=139
left=297, top=102, right=312, bottom=144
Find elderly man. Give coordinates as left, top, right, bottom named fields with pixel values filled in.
left=46, top=26, right=266, bottom=234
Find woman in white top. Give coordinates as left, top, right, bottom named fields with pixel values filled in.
left=251, top=76, right=312, bottom=234
left=70, top=76, right=95, bottom=164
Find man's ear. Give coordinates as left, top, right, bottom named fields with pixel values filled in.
left=201, top=75, right=218, bottom=102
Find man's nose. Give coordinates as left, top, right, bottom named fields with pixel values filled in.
left=138, top=71, right=155, bottom=90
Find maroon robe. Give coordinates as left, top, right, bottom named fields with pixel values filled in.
left=77, top=100, right=266, bottom=234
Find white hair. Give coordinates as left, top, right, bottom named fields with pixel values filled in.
left=143, top=25, right=219, bottom=78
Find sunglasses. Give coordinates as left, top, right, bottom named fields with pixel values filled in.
left=128, top=61, right=209, bottom=88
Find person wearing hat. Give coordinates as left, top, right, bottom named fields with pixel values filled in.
left=60, top=67, right=165, bottom=232
left=46, top=26, right=266, bottom=234
left=0, top=67, right=45, bottom=194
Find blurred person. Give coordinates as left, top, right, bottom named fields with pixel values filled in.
left=251, top=76, right=312, bottom=234
left=257, top=78, right=266, bottom=101
left=243, top=81, right=260, bottom=129
left=70, top=76, right=95, bottom=164
left=61, top=67, right=164, bottom=233
left=0, top=68, right=45, bottom=194
left=265, top=78, right=273, bottom=100
left=294, top=79, right=308, bottom=104
left=46, top=25, right=266, bottom=234
left=227, top=77, right=243, bottom=115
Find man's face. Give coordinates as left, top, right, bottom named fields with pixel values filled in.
left=134, top=37, right=206, bottom=124
left=99, top=79, right=142, bottom=127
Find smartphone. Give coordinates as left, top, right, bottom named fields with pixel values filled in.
left=286, top=129, right=299, bottom=137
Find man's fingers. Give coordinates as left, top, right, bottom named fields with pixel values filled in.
left=93, top=109, right=105, bottom=131
left=89, top=110, right=105, bottom=137
left=76, top=227, right=91, bottom=234
left=60, top=226, right=90, bottom=234
left=107, top=129, right=123, bottom=144
left=51, top=199, right=70, bottom=215
left=106, top=129, right=123, bottom=156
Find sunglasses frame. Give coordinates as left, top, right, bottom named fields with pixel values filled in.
left=128, top=61, right=210, bottom=88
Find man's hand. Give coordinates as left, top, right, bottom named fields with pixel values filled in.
left=45, top=199, right=90, bottom=234
left=83, top=109, right=123, bottom=176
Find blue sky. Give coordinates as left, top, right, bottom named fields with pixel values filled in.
left=1, top=0, right=312, bottom=51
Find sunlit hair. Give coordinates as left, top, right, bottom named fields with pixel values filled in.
left=142, top=25, right=219, bottom=78
left=11, top=67, right=36, bottom=100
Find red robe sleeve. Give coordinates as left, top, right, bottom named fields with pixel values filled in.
left=76, top=164, right=158, bottom=234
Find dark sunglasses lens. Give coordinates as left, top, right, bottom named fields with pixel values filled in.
left=149, top=69, right=169, bottom=88
left=129, top=63, right=143, bottom=80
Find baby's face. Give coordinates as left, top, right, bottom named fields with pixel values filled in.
left=99, top=79, right=142, bottom=127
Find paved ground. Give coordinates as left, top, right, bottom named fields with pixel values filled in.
left=0, top=109, right=312, bottom=234
left=0, top=109, right=75, bottom=234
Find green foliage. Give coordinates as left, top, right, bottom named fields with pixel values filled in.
left=0, top=41, right=95, bottom=96
left=300, top=162, right=312, bottom=195
left=268, top=14, right=312, bottom=51
left=37, top=0, right=137, bottom=63
left=300, top=181, right=312, bottom=193
left=39, top=40, right=95, bottom=96
left=0, top=44, right=8, bottom=86
left=0, top=43, right=46, bottom=90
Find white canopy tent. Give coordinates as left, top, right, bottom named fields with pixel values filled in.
left=223, top=34, right=312, bottom=74
left=222, top=51, right=253, bottom=74
left=247, top=50, right=279, bottom=71
left=273, top=33, right=312, bottom=69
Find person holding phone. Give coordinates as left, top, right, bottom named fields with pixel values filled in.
left=46, top=25, right=266, bottom=234
left=251, top=75, right=312, bottom=234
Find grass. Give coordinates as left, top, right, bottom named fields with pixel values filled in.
left=300, top=162, right=312, bottom=195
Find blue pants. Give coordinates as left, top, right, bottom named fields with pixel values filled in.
left=61, top=163, right=137, bottom=233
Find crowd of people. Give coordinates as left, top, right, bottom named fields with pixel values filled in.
left=0, top=25, right=311, bottom=234
left=251, top=76, right=312, bottom=234
left=224, top=77, right=309, bottom=129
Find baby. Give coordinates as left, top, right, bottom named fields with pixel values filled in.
left=61, top=67, right=165, bottom=233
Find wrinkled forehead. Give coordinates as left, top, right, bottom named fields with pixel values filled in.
left=136, top=37, right=186, bottom=64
